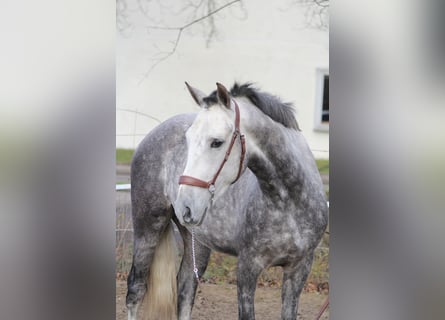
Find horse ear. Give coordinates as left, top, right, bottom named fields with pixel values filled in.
left=216, top=82, right=231, bottom=109
left=185, top=82, right=206, bottom=106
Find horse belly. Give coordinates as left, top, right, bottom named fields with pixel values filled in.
left=250, top=210, right=312, bottom=267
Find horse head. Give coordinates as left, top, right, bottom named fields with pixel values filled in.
left=174, top=82, right=246, bottom=226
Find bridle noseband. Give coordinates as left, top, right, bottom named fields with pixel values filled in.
left=178, top=100, right=246, bottom=195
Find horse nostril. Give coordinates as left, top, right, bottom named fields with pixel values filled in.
left=183, top=207, right=192, bottom=223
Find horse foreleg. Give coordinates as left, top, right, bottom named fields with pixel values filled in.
left=237, top=255, right=263, bottom=320
left=176, top=227, right=211, bottom=320
left=281, top=253, right=314, bottom=320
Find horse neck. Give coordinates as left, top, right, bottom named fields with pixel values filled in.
left=240, top=102, right=312, bottom=203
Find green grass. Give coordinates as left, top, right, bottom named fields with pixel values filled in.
left=116, top=148, right=134, bottom=164
left=316, top=159, right=329, bottom=175
left=202, top=253, right=238, bottom=285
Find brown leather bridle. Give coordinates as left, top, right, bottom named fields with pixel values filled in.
left=178, top=100, right=246, bottom=195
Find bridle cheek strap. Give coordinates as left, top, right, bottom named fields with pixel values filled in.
left=178, top=100, right=246, bottom=194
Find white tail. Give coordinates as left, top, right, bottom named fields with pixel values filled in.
left=142, top=223, right=178, bottom=320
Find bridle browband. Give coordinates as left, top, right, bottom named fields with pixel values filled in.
left=178, top=100, right=246, bottom=195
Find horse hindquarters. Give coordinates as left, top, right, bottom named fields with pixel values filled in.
left=127, top=223, right=178, bottom=320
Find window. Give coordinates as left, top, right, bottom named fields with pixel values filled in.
left=314, top=69, right=329, bottom=131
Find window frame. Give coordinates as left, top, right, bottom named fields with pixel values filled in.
left=314, top=68, right=329, bottom=132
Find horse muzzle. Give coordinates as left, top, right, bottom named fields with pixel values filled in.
left=174, top=198, right=208, bottom=226
left=183, top=206, right=207, bottom=226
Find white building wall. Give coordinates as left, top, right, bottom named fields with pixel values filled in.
left=117, top=0, right=329, bottom=158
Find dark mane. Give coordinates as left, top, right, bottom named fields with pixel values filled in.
left=203, top=83, right=300, bottom=130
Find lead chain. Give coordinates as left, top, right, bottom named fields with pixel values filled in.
left=191, top=228, right=200, bottom=282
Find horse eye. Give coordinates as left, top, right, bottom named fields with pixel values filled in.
left=210, top=139, right=224, bottom=148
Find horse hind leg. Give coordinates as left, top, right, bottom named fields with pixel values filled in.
left=126, top=233, right=158, bottom=320
left=126, top=212, right=177, bottom=320
left=175, top=223, right=211, bottom=320
left=126, top=240, right=155, bottom=319
left=281, top=253, right=314, bottom=320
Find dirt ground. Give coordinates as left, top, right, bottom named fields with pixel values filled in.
left=116, top=280, right=329, bottom=320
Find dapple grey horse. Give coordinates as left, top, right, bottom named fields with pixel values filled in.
left=126, top=82, right=328, bottom=320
